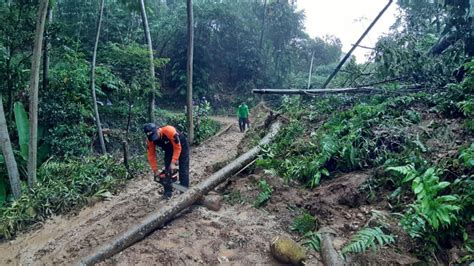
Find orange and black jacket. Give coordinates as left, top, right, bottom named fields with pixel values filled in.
left=147, top=126, right=182, bottom=172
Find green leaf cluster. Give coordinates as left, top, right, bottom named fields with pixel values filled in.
left=253, top=179, right=273, bottom=208
left=341, top=227, right=395, bottom=255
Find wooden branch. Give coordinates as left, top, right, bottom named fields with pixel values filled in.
left=80, top=121, right=282, bottom=265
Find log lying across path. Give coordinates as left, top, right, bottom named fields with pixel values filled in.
left=80, top=121, right=282, bottom=265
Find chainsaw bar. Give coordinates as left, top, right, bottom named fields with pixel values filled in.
left=171, top=182, right=188, bottom=193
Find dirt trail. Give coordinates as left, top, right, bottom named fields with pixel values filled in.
left=0, top=116, right=248, bottom=265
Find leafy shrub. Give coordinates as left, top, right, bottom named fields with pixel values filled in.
left=167, top=99, right=220, bottom=144
left=388, top=165, right=461, bottom=232
left=0, top=155, right=138, bottom=239
left=291, top=212, right=317, bottom=234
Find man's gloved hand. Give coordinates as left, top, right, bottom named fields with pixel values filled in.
left=170, top=162, right=178, bottom=171
left=153, top=170, right=161, bottom=183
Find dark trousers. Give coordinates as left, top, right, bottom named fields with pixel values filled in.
left=239, top=117, right=248, bottom=132
left=163, top=134, right=190, bottom=189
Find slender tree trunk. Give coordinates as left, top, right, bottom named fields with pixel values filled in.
left=6, top=57, right=13, bottom=122
left=186, top=0, right=194, bottom=144
left=259, top=0, right=267, bottom=50
left=42, top=6, right=52, bottom=91
left=91, top=0, right=106, bottom=154
left=139, top=0, right=156, bottom=122
left=27, top=0, right=49, bottom=188
left=307, top=50, right=315, bottom=89
left=0, top=96, right=22, bottom=200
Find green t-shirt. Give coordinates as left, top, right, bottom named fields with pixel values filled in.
left=237, top=104, right=249, bottom=118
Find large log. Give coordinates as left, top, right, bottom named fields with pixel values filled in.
left=253, top=87, right=379, bottom=95
left=319, top=228, right=344, bottom=266
left=253, top=86, right=431, bottom=95
left=80, top=121, right=282, bottom=265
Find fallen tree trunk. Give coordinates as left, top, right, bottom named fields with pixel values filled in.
left=319, top=228, right=344, bottom=266
left=253, top=86, right=432, bottom=95
left=253, top=87, right=379, bottom=94
left=80, top=120, right=282, bottom=265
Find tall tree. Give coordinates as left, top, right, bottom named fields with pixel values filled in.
left=42, top=5, right=52, bottom=91
left=0, top=96, right=21, bottom=199
left=27, top=0, right=49, bottom=188
left=91, top=0, right=106, bottom=154
left=186, top=0, right=194, bottom=144
left=139, top=0, right=156, bottom=122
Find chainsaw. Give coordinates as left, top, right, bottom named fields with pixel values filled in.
left=155, top=168, right=188, bottom=193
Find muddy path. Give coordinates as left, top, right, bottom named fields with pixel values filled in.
left=0, top=116, right=248, bottom=265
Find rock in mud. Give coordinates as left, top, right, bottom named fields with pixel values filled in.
left=270, top=235, right=307, bottom=265
left=199, top=194, right=223, bottom=211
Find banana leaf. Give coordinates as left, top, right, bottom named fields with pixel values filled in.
left=13, top=102, right=29, bottom=161
left=13, top=102, right=50, bottom=165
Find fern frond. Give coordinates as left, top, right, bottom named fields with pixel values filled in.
left=387, top=164, right=417, bottom=183
left=302, top=231, right=321, bottom=252
left=254, top=180, right=273, bottom=207
left=342, top=227, right=395, bottom=255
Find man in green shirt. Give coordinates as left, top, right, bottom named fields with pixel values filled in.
left=237, top=102, right=249, bottom=132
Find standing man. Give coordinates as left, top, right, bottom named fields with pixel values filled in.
left=237, top=102, right=249, bottom=133
left=143, top=123, right=190, bottom=199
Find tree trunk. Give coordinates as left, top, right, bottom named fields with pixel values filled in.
left=307, top=50, right=315, bottom=89
left=259, top=0, right=267, bottom=50
left=0, top=96, right=22, bottom=200
left=91, top=0, right=106, bottom=154
left=321, top=0, right=393, bottom=89
left=186, top=0, right=194, bottom=144
left=6, top=57, right=13, bottom=122
left=139, top=0, right=156, bottom=123
left=27, top=0, right=49, bottom=188
left=80, top=121, right=282, bottom=265
left=42, top=6, right=52, bottom=91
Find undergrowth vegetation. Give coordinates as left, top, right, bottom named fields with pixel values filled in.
left=0, top=155, right=146, bottom=239
left=256, top=61, right=474, bottom=261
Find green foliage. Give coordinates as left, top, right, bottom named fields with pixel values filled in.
left=0, top=155, right=134, bottom=239
left=302, top=231, right=321, bottom=252
left=341, top=227, right=395, bottom=255
left=224, top=190, right=245, bottom=205
left=459, top=144, right=474, bottom=169
left=258, top=95, right=428, bottom=187
left=0, top=178, right=6, bottom=205
left=13, top=102, right=49, bottom=165
left=167, top=100, right=221, bottom=144
left=40, top=51, right=95, bottom=157
left=254, top=179, right=273, bottom=208
left=388, top=165, right=461, bottom=233
left=291, top=212, right=317, bottom=235
left=13, top=102, right=29, bottom=160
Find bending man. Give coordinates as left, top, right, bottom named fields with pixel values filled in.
left=144, top=123, right=190, bottom=199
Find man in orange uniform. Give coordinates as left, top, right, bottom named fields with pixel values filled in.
left=143, top=123, right=189, bottom=199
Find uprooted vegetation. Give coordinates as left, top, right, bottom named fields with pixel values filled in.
left=247, top=62, right=474, bottom=263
